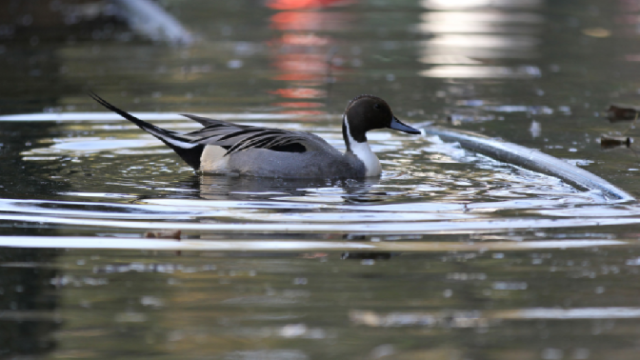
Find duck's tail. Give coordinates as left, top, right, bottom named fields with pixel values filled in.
left=89, top=92, right=204, bottom=170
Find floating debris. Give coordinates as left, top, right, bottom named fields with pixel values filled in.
left=606, top=104, right=640, bottom=122
left=582, top=27, right=612, bottom=38
left=600, top=135, right=632, bottom=149
left=144, top=230, right=181, bottom=240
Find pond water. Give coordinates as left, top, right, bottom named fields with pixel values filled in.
left=3, top=0, right=640, bottom=359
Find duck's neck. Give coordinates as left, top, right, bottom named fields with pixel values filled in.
left=343, top=115, right=381, bottom=177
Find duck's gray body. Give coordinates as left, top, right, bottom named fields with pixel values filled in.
left=200, top=138, right=365, bottom=178
left=90, top=93, right=419, bottom=179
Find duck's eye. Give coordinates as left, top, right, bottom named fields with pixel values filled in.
left=374, top=103, right=381, bottom=110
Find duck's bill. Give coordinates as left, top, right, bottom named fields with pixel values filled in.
left=389, top=117, right=421, bottom=134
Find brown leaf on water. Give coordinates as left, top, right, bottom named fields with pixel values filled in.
left=600, top=135, right=632, bottom=149
left=582, top=27, right=612, bottom=38
left=144, top=230, right=181, bottom=240
left=606, top=104, right=640, bottom=122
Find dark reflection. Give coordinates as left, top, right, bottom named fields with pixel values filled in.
left=0, top=6, right=115, bottom=354
left=0, top=248, right=59, bottom=358
left=0, top=0, right=128, bottom=115
left=198, top=174, right=382, bottom=201
left=0, top=122, right=72, bottom=201
left=0, top=1, right=132, bottom=200
left=341, top=235, right=394, bottom=260
left=606, top=104, right=640, bottom=122
left=341, top=252, right=393, bottom=260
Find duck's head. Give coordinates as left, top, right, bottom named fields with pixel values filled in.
left=343, top=95, right=421, bottom=143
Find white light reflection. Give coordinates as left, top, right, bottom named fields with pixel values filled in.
left=350, top=307, right=640, bottom=328
left=420, top=65, right=540, bottom=79
left=416, top=12, right=542, bottom=34
left=0, top=236, right=625, bottom=252
left=0, top=214, right=637, bottom=234
left=417, top=0, right=542, bottom=78
left=0, top=112, right=325, bottom=122
left=419, top=55, right=482, bottom=65
left=421, top=0, right=542, bottom=10
left=506, top=308, right=640, bottom=319
left=426, top=34, right=539, bottom=49
left=421, top=11, right=542, bottom=25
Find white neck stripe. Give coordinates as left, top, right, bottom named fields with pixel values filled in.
left=344, top=115, right=381, bottom=177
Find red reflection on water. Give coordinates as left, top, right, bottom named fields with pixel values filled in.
left=266, top=0, right=355, bottom=10
left=273, top=33, right=331, bottom=46
left=615, top=1, right=640, bottom=38
left=266, top=0, right=356, bottom=113
left=273, top=54, right=329, bottom=77
left=269, top=88, right=327, bottom=98
left=270, top=11, right=353, bottom=31
left=273, top=102, right=325, bottom=108
left=619, top=0, right=640, bottom=13
left=273, top=73, right=324, bottom=81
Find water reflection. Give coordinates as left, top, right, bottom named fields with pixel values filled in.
left=6, top=241, right=637, bottom=360
left=0, top=249, right=59, bottom=358
left=420, top=65, right=541, bottom=78
left=267, top=0, right=357, bottom=10
left=266, top=0, right=356, bottom=114
left=349, top=306, right=640, bottom=328
left=418, top=0, right=542, bottom=78
left=199, top=174, right=380, bottom=202
left=421, top=0, right=542, bottom=9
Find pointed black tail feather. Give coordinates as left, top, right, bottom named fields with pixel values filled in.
left=88, top=92, right=204, bottom=170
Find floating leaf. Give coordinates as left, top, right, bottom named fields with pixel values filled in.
left=606, top=104, right=640, bottom=122
left=144, top=230, right=181, bottom=240
left=582, top=28, right=612, bottom=38
left=600, top=135, right=632, bottom=149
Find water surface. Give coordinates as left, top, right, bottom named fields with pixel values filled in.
left=2, top=0, right=640, bottom=359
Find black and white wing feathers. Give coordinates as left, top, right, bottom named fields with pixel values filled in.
left=185, top=125, right=309, bottom=155
left=90, top=93, right=309, bottom=170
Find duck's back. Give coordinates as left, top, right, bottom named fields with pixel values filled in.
left=200, top=131, right=366, bottom=179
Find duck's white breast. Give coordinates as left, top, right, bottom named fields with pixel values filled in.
left=344, top=116, right=382, bottom=177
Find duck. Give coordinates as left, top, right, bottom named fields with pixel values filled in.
left=89, top=93, right=421, bottom=179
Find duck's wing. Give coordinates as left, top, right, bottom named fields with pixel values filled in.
left=90, top=93, right=313, bottom=170
left=181, top=116, right=309, bottom=155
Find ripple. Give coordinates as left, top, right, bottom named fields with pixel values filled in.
left=0, top=236, right=624, bottom=251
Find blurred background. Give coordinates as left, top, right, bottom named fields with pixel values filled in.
left=1, top=0, right=634, bottom=116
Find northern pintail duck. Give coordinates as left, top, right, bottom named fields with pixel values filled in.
left=90, top=93, right=420, bottom=179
